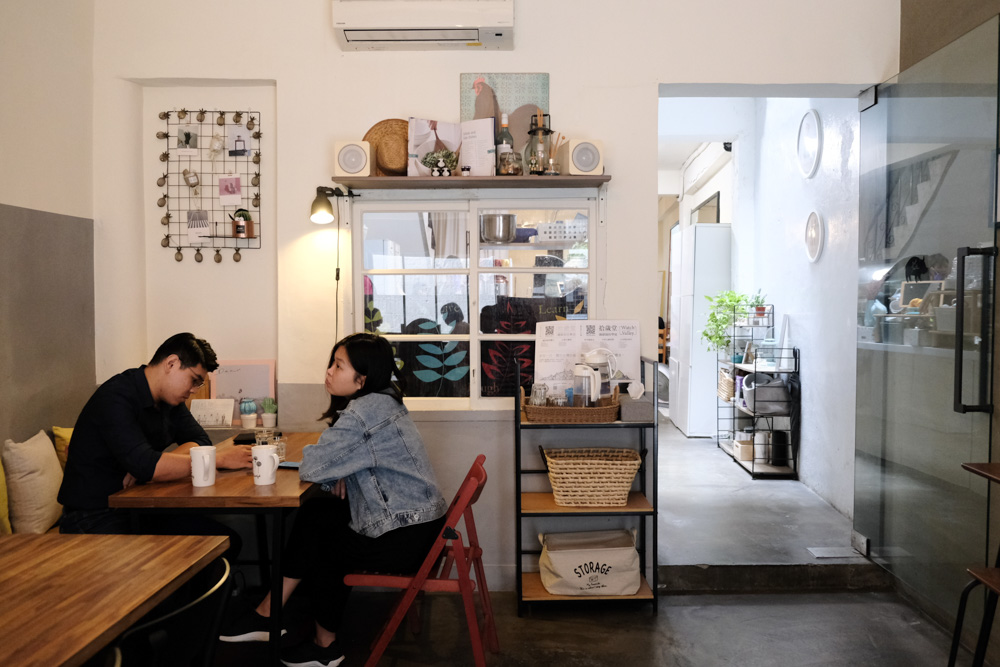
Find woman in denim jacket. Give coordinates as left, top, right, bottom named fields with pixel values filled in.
left=221, top=333, right=447, bottom=667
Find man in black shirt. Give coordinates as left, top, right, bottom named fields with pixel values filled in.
left=58, top=333, right=252, bottom=548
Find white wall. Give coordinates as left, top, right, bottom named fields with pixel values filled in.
left=141, top=87, right=278, bottom=361
left=752, top=97, right=860, bottom=515
left=0, top=1, right=93, bottom=219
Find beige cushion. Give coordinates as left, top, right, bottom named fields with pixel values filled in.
left=1, top=430, right=63, bottom=533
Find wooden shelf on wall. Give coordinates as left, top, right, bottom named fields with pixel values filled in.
left=334, top=175, right=611, bottom=190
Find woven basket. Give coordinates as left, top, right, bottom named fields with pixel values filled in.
left=543, top=447, right=642, bottom=507
left=718, top=368, right=734, bottom=401
left=521, top=386, right=620, bottom=424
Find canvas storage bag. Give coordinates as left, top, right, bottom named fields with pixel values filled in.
left=538, top=529, right=640, bottom=596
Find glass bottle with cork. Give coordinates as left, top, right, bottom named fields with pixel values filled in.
left=496, top=113, right=518, bottom=175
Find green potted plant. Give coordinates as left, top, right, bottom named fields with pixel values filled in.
left=260, top=397, right=278, bottom=428
left=239, top=397, right=258, bottom=429
left=748, top=290, right=769, bottom=324
left=701, top=290, right=750, bottom=355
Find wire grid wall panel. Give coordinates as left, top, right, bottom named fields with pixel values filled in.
left=157, top=109, right=262, bottom=259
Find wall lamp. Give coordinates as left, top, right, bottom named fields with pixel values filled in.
left=309, top=185, right=355, bottom=224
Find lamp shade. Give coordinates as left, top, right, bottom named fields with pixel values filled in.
left=310, top=190, right=335, bottom=224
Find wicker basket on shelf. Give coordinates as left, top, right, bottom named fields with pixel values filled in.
left=543, top=447, right=642, bottom=506
left=718, top=368, right=735, bottom=401
left=520, top=386, right=620, bottom=423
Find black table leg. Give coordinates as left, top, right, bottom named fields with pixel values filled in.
left=269, top=509, right=284, bottom=664
left=973, top=589, right=999, bottom=667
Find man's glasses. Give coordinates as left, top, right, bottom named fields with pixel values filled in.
left=186, top=367, right=206, bottom=390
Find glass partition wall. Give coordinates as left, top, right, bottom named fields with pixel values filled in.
left=855, top=16, right=998, bottom=626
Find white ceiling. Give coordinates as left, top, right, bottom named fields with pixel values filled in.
left=658, top=138, right=702, bottom=171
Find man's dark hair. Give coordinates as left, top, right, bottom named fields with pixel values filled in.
left=320, top=333, right=404, bottom=425
left=149, top=333, right=219, bottom=372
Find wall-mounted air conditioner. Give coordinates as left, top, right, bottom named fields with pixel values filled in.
left=333, top=0, right=514, bottom=51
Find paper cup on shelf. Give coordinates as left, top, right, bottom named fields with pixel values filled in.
left=190, top=446, right=217, bottom=487
left=252, top=444, right=279, bottom=485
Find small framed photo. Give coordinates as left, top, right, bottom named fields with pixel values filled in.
left=227, top=125, right=251, bottom=156
left=176, top=125, right=199, bottom=156
left=218, top=175, right=242, bottom=206
left=740, top=341, right=754, bottom=365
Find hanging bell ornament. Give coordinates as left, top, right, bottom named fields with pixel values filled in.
left=252, top=151, right=261, bottom=165
left=161, top=234, right=171, bottom=247
left=233, top=111, right=243, bottom=124
left=217, top=112, right=226, bottom=126
left=157, top=193, right=168, bottom=207
left=246, top=116, right=256, bottom=131
left=233, top=250, right=242, bottom=262
left=156, top=173, right=167, bottom=187
left=158, top=111, right=170, bottom=120
left=252, top=192, right=260, bottom=208
left=177, top=108, right=187, bottom=120
left=175, top=249, right=183, bottom=262
left=251, top=171, right=260, bottom=187
left=214, top=249, right=222, bottom=264
left=194, top=249, right=203, bottom=263
left=159, top=151, right=170, bottom=162
left=197, top=109, right=206, bottom=122
left=156, top=131, right=168, bottom=140
left=160, top=212, right=171, bottom=225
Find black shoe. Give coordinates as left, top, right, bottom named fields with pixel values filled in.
left=218, top=608, right=287, bottom=643
left=280, top=639, right=345, bottom=667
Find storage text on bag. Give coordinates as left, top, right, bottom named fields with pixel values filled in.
left=575, top=561, right=613, bottom=577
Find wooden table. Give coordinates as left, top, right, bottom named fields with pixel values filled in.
left=0, top=533, right=227, bottom=667
left=110, top=431, right=323, bottom=662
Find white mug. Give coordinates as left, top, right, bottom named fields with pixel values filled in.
left=190, top=446, right=217, bottom=487
left=252, top=444, right=280, bottom=486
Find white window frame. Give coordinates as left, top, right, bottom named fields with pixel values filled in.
left=346, top=187, right=607, bottom=410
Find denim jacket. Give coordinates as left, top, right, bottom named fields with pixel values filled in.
left=300, top=391, right=447, bottom=538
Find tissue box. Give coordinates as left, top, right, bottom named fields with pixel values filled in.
left=619, top=393, right=655, bottom=422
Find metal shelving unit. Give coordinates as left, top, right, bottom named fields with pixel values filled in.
left=513, top=357, right=659, bottom=615
left=715, top=306, right=800, bottom=479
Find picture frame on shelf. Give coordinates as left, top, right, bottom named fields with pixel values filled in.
left=740, top=341, right=754, bottom=365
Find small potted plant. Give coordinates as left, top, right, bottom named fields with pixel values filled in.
left=239, top=398, right=258, bottom=429
left=701, top=290, right=750, bottom=357
left=260, top=397, right=278, bottom=428
left=748, top=290, right=768, bottom=325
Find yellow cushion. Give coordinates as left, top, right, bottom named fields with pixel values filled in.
left=0, top=454, right=11, bottom=535
left=52, top=426, right=73, bottom=470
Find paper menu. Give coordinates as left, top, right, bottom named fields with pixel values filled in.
left=190, top=399, right=237, bottom=428
left=533, top=320, right=641, bottom=395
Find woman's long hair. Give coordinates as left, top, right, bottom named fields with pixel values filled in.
left=320, top=333, right=405, bottom=425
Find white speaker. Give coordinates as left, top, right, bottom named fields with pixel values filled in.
left=334, top=141, right=370, bottom=177
left=557, top=139, right=604, bottom=175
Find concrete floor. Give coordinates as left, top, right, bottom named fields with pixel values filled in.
left=215, top=412, right=979, bottom=666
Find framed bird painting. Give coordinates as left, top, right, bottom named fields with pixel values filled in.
left=460, top=73, right=549, bottom=154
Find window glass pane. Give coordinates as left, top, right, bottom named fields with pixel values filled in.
left=362, top=211, right=468, bottom=269
left=480, top=340, right=535, bottom=398
left=364, top=275, right=469, bottom=335
left=478, top=275, right=588, bottom=333
left=478, top=208, right=588, bottom=268
left=394, top=338, right=470, bottom=398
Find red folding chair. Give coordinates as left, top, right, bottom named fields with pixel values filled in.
left=344, top=454, right=499, bottom=666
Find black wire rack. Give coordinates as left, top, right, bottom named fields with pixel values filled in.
left=156, top=109, right=262, bottom=262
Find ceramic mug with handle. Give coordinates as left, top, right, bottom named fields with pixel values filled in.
left=252, top=444, right=280, bottom=485
left=190, top=446, right=217, bottom=487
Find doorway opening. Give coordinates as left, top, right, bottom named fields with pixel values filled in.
left=656, top=86, right=867, bottom=577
